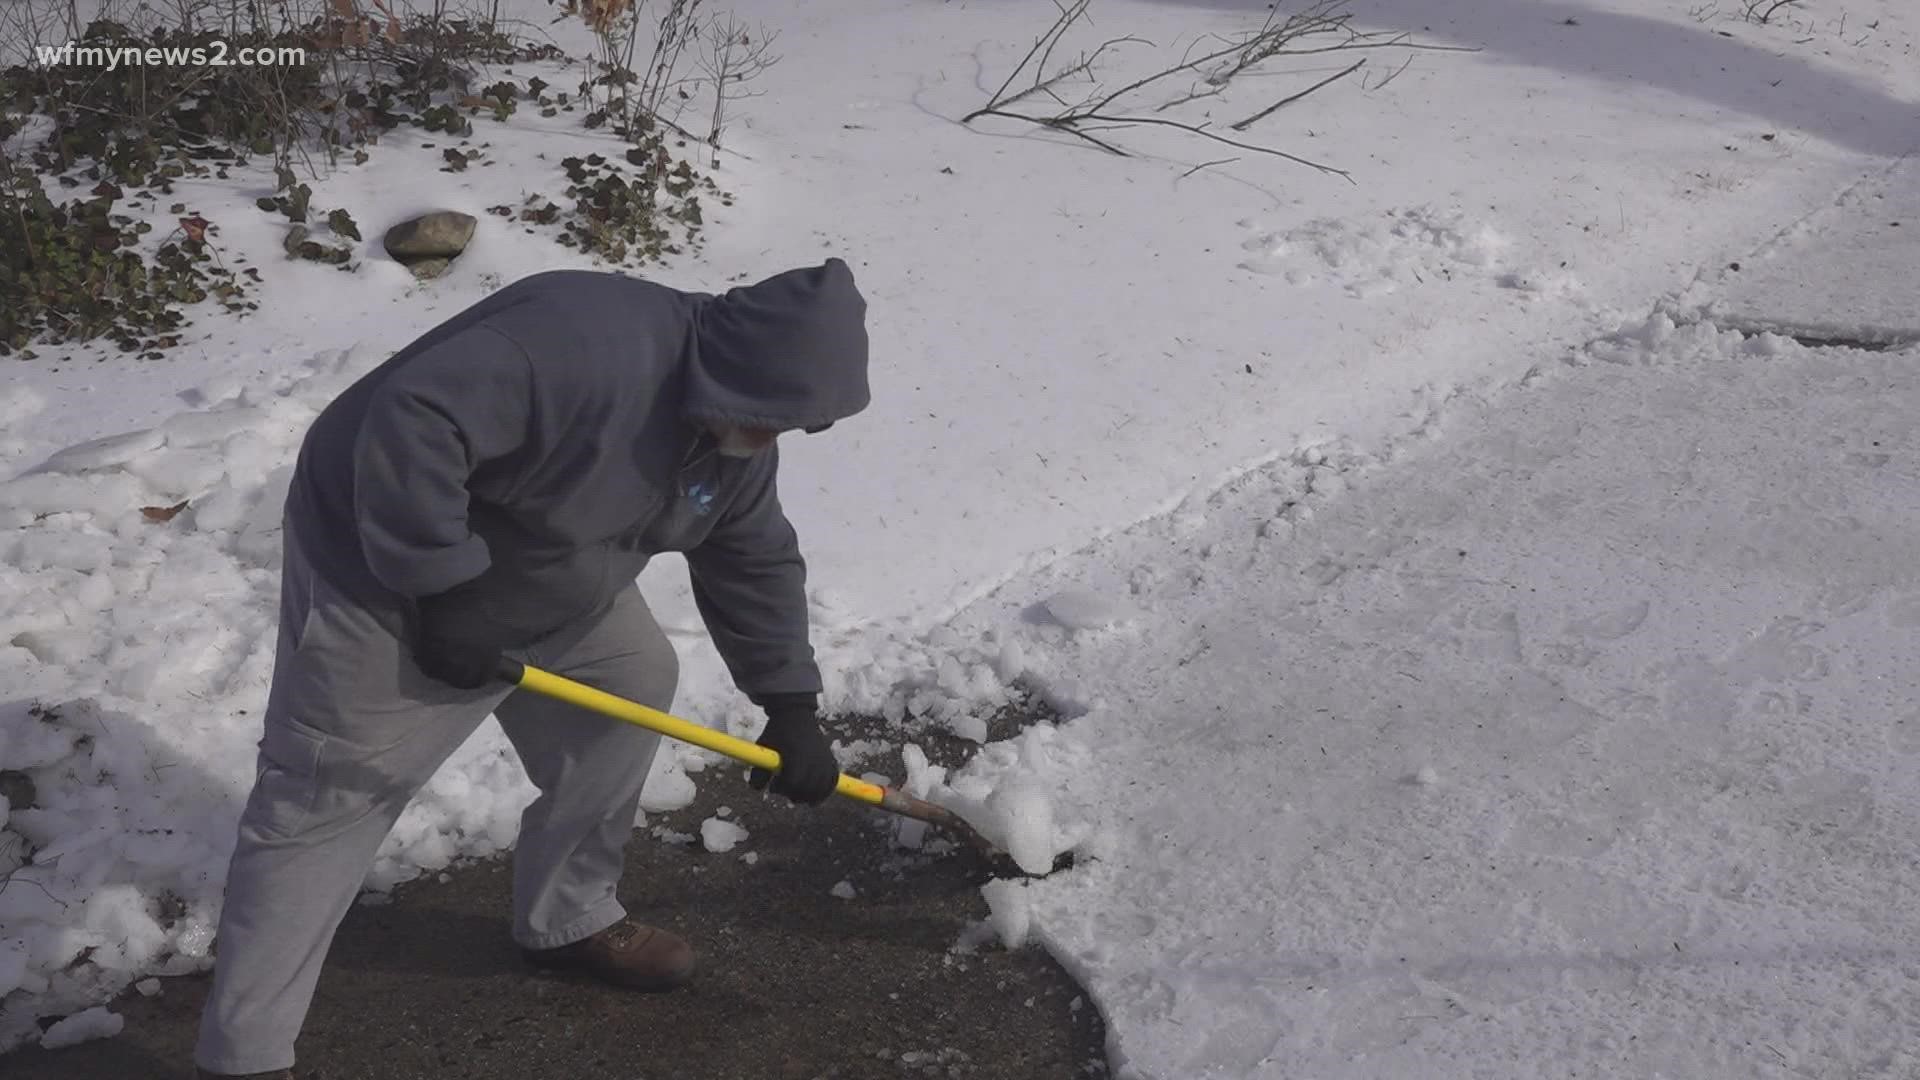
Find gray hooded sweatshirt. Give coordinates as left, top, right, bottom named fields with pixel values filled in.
left=281, top=259, right=871, bottom=704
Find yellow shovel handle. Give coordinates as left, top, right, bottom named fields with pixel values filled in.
left=497, top=657, right=887, bottom=806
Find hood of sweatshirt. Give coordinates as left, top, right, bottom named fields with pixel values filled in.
left=683, top=257, right=871, bottom=433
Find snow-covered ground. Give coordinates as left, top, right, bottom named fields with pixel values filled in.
left=932, top=310, right=1920, bottom=1078
left=4, top=0, right=1918, bottom=1071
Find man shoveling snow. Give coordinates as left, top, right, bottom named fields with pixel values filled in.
left=192, top=260, right=871, bottom=1080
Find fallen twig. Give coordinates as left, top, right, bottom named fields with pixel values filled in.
left=963, top=0, right=1376, bottom=178
left=1743, top=0, right=1798, bottom=24
left=1364, top=52, right=1415, bottom=92
left=1231, top=58, right=1364, bottom=131
left=1179, top=156, right=1239, bottom=179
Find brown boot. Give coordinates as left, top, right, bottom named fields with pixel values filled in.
left=522, top=917, right=696, bottom=991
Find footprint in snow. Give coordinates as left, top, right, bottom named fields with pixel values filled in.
left=1562, top=598, right=1650, bottom=641
left=1235, top=207, right=1584, bottom=303
left=1034, top=587, right=1139, bottom=632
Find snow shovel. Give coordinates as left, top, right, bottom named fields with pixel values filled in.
left=494, top=657, right=1005, bottom=859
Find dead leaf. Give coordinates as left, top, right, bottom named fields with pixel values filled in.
left=366, top=0, right=403, bottom=43
left=324, top=0, right=372, bottom=46
left=562, top=0, right=630, bottom=34
left=179, top=214, right=209, bottom=243
left=141, top=500, right=190, bottom=523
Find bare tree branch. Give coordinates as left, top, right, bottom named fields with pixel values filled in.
left=965, top=0, right=1149, bottom=124
left=983, top=109, right=1132, bottom=154
left=1364, top=51, right=1415, bottom=92
left=1743, top=0, right=1797, bottom=24
left=700, top=12, right=778, bottom=162
left=972, top=104, right=1350, bottom=179
left=986, top=34, right=1144, bottom=116
left=1077, top=111, right=1350, bottom=176
left=1230, top=58, right=1364, bottom=131
left=1155, top=80, right=1225, bottom=113
left=1089, top=34, right=1247, bottom=113
left=1179, top=156, right=1238, bottom=179
left=977, top=0, right=1090, bottom=117
left=962, top=0, right=1392, bottom=178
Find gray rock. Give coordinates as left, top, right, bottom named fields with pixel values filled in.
left=383, top=211, right=477, bottom=259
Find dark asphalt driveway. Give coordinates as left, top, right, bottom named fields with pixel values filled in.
left=4, top=706, right=1108, bottom=1080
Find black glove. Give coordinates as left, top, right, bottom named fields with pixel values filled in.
left=748, top=694, right=840, bottom=805
left=410, top=580, right=510, bottom=690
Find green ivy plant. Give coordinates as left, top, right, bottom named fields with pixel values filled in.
left=0, top=159, right=252, bottom=358
left=256, top=166, right=357, bottom=266
left=2, top=13, right=729, bottom=357
left=486, top=135, right=729, bottom=266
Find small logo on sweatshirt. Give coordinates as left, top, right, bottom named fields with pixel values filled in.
left=684, top=480, right=716, bottom=515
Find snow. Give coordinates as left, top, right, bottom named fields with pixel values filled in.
left=0, top=940, right=29, bottom=999
left=2, top=0, right=1919, bottom=1070
left=980, top=879, right=1033, bottom=949
left=36, top=1007, right=123, bottom=1051
left=637, top=756, right=698, bottom=813
left=930, top=309, right=1920, bottom=1076
left=699, top=817, right=749, bottom=854
left=830, top=881, right=858, bottom=900
left=1239, top=206, right=1515, bottom=297
left=1683, top=153, right=1920, bottom=346
left=1038, top=588, right=1138, bottom=633
left=979, top=775, right=1058, bottom=877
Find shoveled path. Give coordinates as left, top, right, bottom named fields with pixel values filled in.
left=4, top=707, right=1108, bottom=1080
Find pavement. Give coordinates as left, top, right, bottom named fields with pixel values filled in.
left=1687, top=151, right=1920, bottom=349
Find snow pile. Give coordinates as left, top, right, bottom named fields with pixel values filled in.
left=1239, top=206, right=1520, bottom=297
left=699, top=817, right=749, bottom=853
left=638, top=760, right=698, bottom=813
left=0, top=699, right=232, bottom=1025
left=820, top=585, right=1173, bottom=748
left=978, top=774, right=1057, bottom=876
left=980, top=879, right=1033, bottom=949
left=1037, top=588, right=1138, bottom=633
left=36, top=1006, right=123, bottom=1050
left=894, top=723, right=1094, bottom=878
left=0, top=347, right=536, bottom=1048
left=824, top=624, right=1029, bottom=736
left=1586, top=308, right=1796, bottom=366
left=0, top=342, right=764, bottom=1048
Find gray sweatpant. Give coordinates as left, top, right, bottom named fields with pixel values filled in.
left=195, top=529, right=677, bottom=1075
